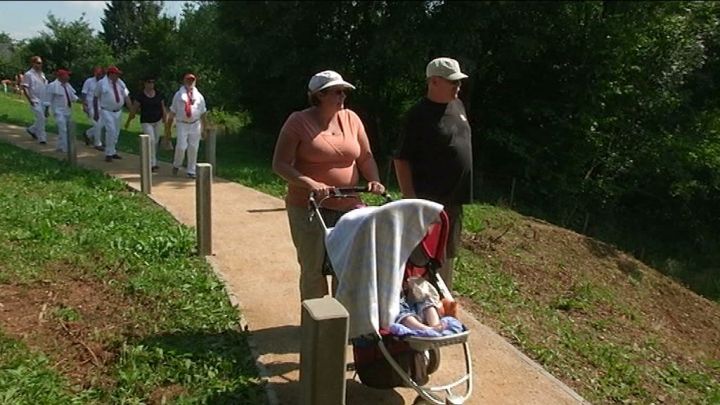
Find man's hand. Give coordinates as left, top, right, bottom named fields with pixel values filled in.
left=124, top=114, right=134, bottom=130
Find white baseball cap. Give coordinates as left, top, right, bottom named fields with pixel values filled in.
left=426, top=57, right=468, bottom=81
left=308, top=70, right=356, bottom=93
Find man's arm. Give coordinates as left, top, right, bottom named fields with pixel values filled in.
left=125, top=100, right=140, bottom=129
left=394, top=159, right=416, bottom=198
left=164, top=111, right=175, bottom=141
left=21, top=75, right=34, bottom=105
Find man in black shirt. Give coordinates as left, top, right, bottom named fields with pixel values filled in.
left=394, top=57, right=473, bottom=292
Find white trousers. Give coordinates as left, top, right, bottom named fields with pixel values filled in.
left=86, top=105, right=103, bottom=147
left=141, top=120, right=163, bottom=166
left=100, top=109, right=122, bottom=156
left=173, top=121, right=202, bottom=174
left=53, top=110, right=71, bottom=152
left=28, top=102, right=47, bottom=142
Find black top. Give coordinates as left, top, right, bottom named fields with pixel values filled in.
left=133, top=90, right=164, bottom=123
left=395, top=97, right=473, bottom=206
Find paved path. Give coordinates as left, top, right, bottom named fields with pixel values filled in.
left=0, top=122, right=588, bottom=405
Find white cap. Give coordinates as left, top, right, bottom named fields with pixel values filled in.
left=308, top=70, right=356, bottom=93
left=426, top=57, right=468, bottom=81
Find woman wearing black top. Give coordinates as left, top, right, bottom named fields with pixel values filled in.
left=126, top=76, right=167, bottom=171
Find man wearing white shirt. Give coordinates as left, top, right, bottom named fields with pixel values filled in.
left=21, top=56, right=48, bottom=144
left=93, top=65, right=132, bottom=162
left=81, top=66, right=105, bottom=150
left=45, top=69, right=79, bottom=153
left=165, top=73, right=207, bottom=178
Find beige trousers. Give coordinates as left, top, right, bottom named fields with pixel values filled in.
left=286, top=203, right=346, bottom=301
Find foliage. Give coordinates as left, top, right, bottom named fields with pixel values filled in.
left=100, top=1, right=164, bottom=61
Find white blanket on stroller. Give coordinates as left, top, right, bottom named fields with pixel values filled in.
left=325, top=199, right=444, bottom=339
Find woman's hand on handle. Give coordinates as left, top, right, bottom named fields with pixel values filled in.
left=309, top=180, right=334, bottom=199
left=368, top=181, right=386, bottom=195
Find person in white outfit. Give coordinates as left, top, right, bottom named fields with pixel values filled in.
left=165, top=72, right=207, bottom=178
left=45, top=69, right=79, bottom=152
left=81, top=66, right=105, bottom=150
left=21, top=56, right=48, bottom=144
left=125, top=75, right=167, bottom=172
left=93, top=65, right=132, bottom=162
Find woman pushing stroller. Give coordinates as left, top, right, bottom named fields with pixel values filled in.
left=272, top=70, right=385, bottom=301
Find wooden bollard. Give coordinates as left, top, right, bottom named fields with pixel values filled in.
left=139, top=134, right=152, bottom=194
left=196, top=163, right=212, bottom=256
left=300, top=297, right=349, bottom=405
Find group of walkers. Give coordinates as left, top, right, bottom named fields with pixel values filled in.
left=20, top=56, right=207, bottom=178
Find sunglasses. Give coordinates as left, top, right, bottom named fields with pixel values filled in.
left=323, top=88, right=347, bottom=96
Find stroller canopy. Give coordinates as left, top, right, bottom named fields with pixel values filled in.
left=325, top=199, right=444, bottom=339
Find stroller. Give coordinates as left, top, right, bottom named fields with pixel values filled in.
left=309, top=186, right=473, bottom=405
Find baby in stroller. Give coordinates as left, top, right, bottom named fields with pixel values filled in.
left=393, top=276, right=464, bottom=338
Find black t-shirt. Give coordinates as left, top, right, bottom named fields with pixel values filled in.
left=395, top=97, right=473, bottom=205
left=133, top=90, right=164, bottom=123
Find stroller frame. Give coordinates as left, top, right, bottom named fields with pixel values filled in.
left=308, top=186, right=473, bottom=404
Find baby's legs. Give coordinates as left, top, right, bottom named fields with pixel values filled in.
left=400, top=315, right=433, bottom=331
left=422, top=305, right=443, bottom=331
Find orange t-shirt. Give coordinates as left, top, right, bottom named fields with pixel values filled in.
left=280, top=108, right=369, bottom=211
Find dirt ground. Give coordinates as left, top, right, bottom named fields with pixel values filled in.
left=0, top=272, right=131, bottom=391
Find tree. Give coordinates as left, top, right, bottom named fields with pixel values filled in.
left=101, top=0, right=164, bottom=61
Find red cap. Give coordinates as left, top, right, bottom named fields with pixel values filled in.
left=183, top=73, right=196, bottom=81
left=107, top=66, right=122, bottom=75
left=56, top=69, right=71, bottom=77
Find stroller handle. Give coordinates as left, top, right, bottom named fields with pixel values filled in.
left=309, top=185, right=391, bottom=202
left=308, top=185, right=392, bottom=230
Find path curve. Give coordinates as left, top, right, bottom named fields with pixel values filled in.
left=0, top=122, right=588, bottom=405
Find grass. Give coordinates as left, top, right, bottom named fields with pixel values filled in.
left=455, top=211, right=720, bottom=404
left=0, top=141, right=264, bottom=403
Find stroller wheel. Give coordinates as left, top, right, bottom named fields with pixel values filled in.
left=426, top=348, right=441, bottom=375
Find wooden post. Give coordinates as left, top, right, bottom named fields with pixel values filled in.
left=66, top=119, right=76, bottom=165
left=300, top=297, right=349, bottom=405
left=139, top=134, right=152, bottom=194
left=196, top=163, right=212, bottom=256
